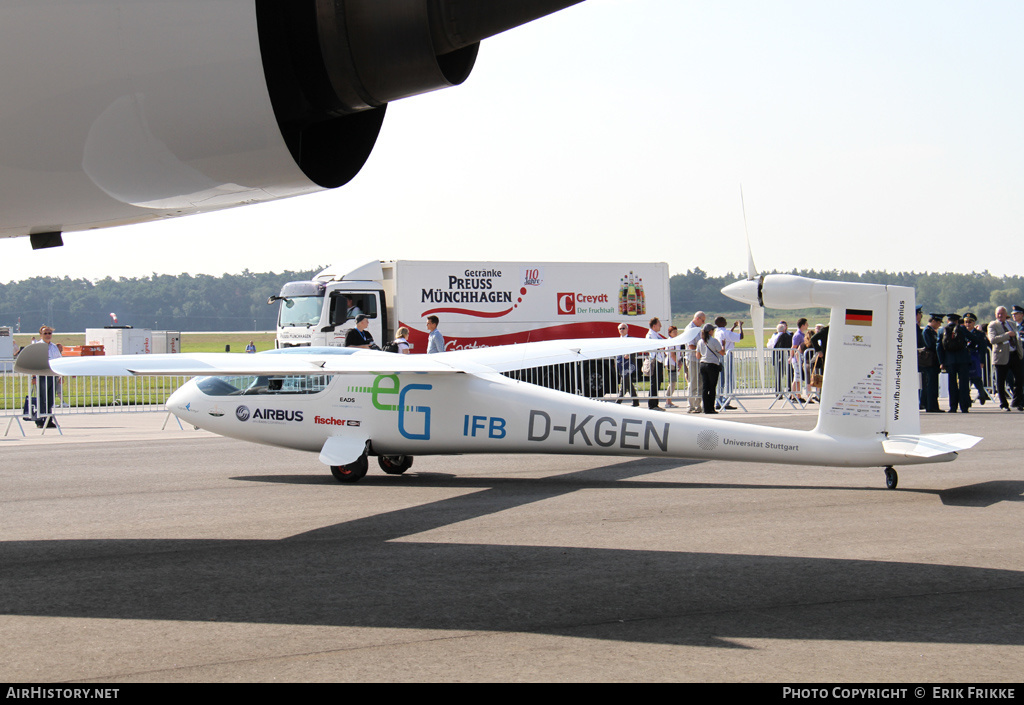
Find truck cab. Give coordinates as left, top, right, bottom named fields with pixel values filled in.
left=271, top=261, right=390, bottom=348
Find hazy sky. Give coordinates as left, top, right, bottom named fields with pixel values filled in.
left=1, top=0, right=1021, bottom=283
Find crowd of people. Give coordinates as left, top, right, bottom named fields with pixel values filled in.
left=621, top=303, right=1024, bottom=415
left=618, top=314, right=828, bottom=413
left=918, top=305, right=1024, bottom=413
left=344, top=314, right=443, bottom=354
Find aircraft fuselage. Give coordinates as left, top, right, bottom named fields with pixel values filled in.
left=167, top=371, right=951, bottom=468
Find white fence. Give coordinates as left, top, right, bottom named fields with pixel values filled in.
left=586, top=347, right=998, bottom=409
left=581, top=349, right=815, bottom=409
left=2, top=361, right=190, bottom=435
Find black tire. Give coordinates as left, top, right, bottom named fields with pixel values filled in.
left=377, top=455, right=414, bottom=475
left=884, top=467, right=898, bottom=490
left=331, top=455, right=369, bottom=483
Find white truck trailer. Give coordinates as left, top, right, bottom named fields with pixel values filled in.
left=85, top=328, right=181, bottom=355
left=271, top=260, right=671, bottom=353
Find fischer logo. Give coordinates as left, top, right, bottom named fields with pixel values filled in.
left=314, top=416, right=361, bottom=427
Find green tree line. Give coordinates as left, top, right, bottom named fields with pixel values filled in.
left=2, top=266, right=1021, bottom=333
left=671, top=268, right=1024, bottom=323
left=0, top=268, right=321, bottom=333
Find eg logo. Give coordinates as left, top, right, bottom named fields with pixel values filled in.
left=557, top=292, right=575, bottom=315
left=350, top=374, right=432, bottom=440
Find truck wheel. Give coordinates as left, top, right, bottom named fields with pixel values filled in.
left=378, top=455, right=414, bottom=475
left=331, top=455, right=369, bottom=483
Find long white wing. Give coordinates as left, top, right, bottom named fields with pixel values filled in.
left=438, top=336, right=682, bottom=372
left=17, top=345, right=456, bottom=377
left=16, top=337, right=681, bottom=377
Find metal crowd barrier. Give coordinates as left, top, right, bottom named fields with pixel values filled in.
left=555, top=348, right=806, bottom=410
left=0, top=342, right=1006, bottom=436
left=504, top=346, right=1001, bottom=411
left=2, top=361, right=190, bottom=436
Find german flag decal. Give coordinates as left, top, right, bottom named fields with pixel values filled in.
left=845, top=309, right=873, bottom=327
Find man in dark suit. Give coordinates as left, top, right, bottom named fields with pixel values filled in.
left=921, top=314, right=942, bottom=413
left=938, top=313, right=972, bottom=412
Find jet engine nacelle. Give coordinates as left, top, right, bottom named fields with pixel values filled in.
left=0, top=0, right=582, bottom=247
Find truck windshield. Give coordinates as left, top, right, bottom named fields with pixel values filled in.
left=278, top=296, right=323, bottom=328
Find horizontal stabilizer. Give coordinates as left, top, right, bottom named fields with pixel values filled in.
left=883, top=433, right=982, bottom=458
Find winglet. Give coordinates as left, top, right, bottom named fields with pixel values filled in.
left=14, top=343, right=55, bottom=375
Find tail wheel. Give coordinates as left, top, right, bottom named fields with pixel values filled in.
left=331, top=455, right=369, bottom=483
left=378, top=455, right=414, bottom=475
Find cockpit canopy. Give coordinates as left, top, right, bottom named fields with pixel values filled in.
left=197, top=374, right=332, bottom=396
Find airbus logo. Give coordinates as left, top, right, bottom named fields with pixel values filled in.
left=236, top=406, right=304, bottom=423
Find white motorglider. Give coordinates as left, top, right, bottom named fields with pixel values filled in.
left=16, top=276, right=980, bottom=488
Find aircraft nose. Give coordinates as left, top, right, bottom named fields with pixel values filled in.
left=166, top=380, right=197, bottom=417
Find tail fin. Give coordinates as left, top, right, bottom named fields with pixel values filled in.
left=722, top=275, right=918, bottom=440
left=814, top=283, right=919, bottom=439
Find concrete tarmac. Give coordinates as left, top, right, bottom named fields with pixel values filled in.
left=1, top=401, right=1021, bottom=682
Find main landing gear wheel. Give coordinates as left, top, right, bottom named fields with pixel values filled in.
left=331, top=454, right=369, bottom=483
left=884, top=466, right=898, bottom=490
left=378, top=455, right=414, bottom=475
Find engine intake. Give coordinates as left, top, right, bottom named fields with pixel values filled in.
left=256, top=0, right=582, bottom=187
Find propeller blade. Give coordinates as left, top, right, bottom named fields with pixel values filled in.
left=741, top=186, right=757, bottom=280
left=740, top=187, right=766, bottom=388
left=751, top=299, right=766, bottom=390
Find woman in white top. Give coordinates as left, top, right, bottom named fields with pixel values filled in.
left=696, top=323, right=724, bottom=415
left=394, top=327, right=413, bottom=354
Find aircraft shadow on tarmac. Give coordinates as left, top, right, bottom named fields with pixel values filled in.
left=2, top=458, right=1022, bottom=648
left=237, top=462, right=1024, bottom=509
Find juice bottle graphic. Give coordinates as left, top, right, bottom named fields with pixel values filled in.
left=626, top=271, right=637, bottom=315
